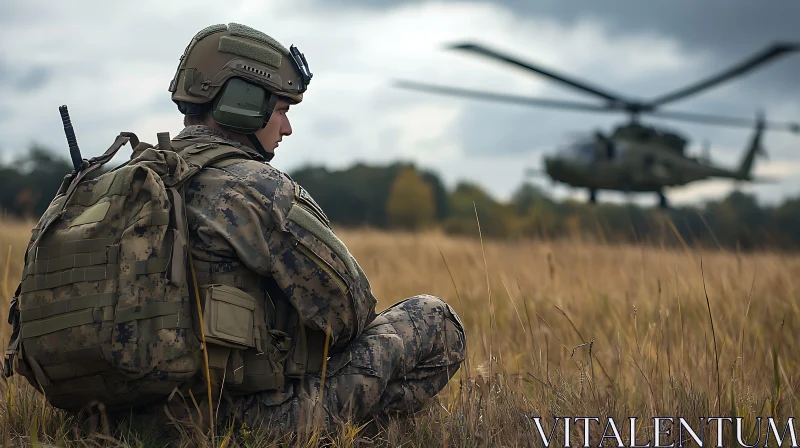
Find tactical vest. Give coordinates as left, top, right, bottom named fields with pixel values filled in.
left=4, top=132, right=327, bottom=412
left=168, top=138, right=327, bottom=395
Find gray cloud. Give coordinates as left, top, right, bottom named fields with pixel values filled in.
left=16, top=66, right=53, bottom=92
left=323, top=0, right=800, bottom=147
left=323, top=0, right=800, bottom=93
left=310, top=116, right=350, bottom=139
left=0, top=55, right=57, bottom=92
left=0, top=57, right=54, bottom=93
left=0, top=104, right=10, bottom=122
left=0, top=3, right=27, bottom=25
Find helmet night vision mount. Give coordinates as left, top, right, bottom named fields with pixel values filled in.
left=169, top=23, right=313, bottom=161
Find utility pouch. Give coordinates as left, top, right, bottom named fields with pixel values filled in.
left=282, top=312, right=327, bottom=378
left=200, top=284, right=257, bottom=387
left=201, top=284, right=256, bottom=349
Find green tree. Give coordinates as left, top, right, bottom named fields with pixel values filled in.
left=290, top=162, right=448, bottom=228
left=385, top=167, right=436, bottom=230
left=0, top=144, right=72, bottom=218
left=444, top=182, right=520, bottom=238
left=511, top=182, right=551, bottom=215
left=773, top=196, right=800, bottom=246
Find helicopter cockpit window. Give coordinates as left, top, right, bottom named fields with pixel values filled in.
left=561, top=139, right=597, bottom=164
left=608, top=142, right=628, bottom=161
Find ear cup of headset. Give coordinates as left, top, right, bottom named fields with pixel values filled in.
left=211, top=78, right=271, bottom=134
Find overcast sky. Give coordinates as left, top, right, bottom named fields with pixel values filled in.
left=1, top=0, right=798, bottom=207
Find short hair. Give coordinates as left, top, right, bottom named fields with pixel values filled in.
left=176, top=101, right=212, bottom=125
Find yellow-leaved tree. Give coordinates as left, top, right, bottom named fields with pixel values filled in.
left=385, top=167, right=436, bottom=230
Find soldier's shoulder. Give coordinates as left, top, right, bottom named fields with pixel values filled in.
left=205, top=159, right=329, bottom=225
left=204, top=158, right=297, bottom=215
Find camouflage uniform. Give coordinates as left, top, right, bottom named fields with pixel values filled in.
left=170, top=125, right=466, bottom=433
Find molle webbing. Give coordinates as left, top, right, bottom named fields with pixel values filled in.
left=32, top=237, right=116, bottom=261
left=19, top=234, right=170, bottom=293
left=21, top=293, right=115, bottom=321
left=133, top=258, right=171, bottom=276
left=190, top=261, right=266, bottom=299
left=22, top=307, right=113, bottom=339
left=114, top=302, right=190, bottom=324
left=23, top=244, right=119, bottom=277
left=41, top=347, right=107, bottom=381
left=21, top=264, right=116, bottom=293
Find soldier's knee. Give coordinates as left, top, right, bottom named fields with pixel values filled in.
left=439, top=298, right=467, bottom=366
left=396, top=294, right=467, bottom=368
left=416, top=295, right=465, bottom=339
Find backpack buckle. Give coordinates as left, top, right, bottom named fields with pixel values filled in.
left=3, top=355, right=13, bottom=379
left=4, top=287, right=22, bottom=378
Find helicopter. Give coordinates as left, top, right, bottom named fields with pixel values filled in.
left=394, top=41, right=800, bottom=208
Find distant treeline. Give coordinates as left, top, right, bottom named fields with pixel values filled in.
left=291, top=163, right=800, bottom=251
left=3, top=145, right=800, bottom=251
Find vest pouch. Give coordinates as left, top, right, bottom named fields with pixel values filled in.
left=200, top=284, right=256, bottom=388
left=282, top=312, right=327, bottom=379
left=231, top=333, right=288, bottom=395
left=199, top=284, right=290, bottom=394
left=200, top=284, right=256, bottom=349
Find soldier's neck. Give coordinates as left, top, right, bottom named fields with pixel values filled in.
left=188, top=117, right=256, bottom=150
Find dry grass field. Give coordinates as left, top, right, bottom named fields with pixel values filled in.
left=1, top=216, right=800, bottom=447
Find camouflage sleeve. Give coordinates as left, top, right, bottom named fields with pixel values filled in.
left=188, top=161, right=377, bottom=348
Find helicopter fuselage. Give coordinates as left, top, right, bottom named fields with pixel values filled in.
left=543, top=136, right=744, bottom=193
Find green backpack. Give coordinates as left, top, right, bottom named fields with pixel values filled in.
left=3, top=132, right=253, bottom=412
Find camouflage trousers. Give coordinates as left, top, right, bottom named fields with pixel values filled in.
left=220, top=294, right=467, bottom=433
left=107, top=295, right=466, bottom=437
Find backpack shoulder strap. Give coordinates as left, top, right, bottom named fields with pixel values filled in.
left=170, top=142, right=252, bottom=188
left=181, top=142, right=251, bottom=168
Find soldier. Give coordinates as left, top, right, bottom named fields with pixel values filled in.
left=144, top=23, right=467, bottom=436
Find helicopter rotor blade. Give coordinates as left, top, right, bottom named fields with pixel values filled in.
left=525, top=167, right=548, bottom=177
left=448, top=42, right=628, bottom=105
left=394, top=80, right=620, bottom=113
left=393, top=80, right=800, bottom=134
left=647, top=109, right=800, bottom=133
left=645, top=42, right=800, bottom=109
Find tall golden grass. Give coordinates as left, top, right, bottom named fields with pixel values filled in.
left=1, top=216, right=799, bottom=446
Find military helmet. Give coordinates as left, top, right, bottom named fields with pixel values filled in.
left=168, top=23, right=312, bottom=135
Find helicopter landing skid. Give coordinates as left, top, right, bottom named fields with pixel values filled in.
left=658, top=191, right=669, bottom=209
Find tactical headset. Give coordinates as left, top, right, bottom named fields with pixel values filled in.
left=211, top=78, right=277, bottom=134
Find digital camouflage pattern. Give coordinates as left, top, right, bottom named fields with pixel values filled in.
left=225, top=295, right=467, bottom=432
left=175, top=125, right=377, bottom=349
left=145, top=125, right=468, bottom=433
